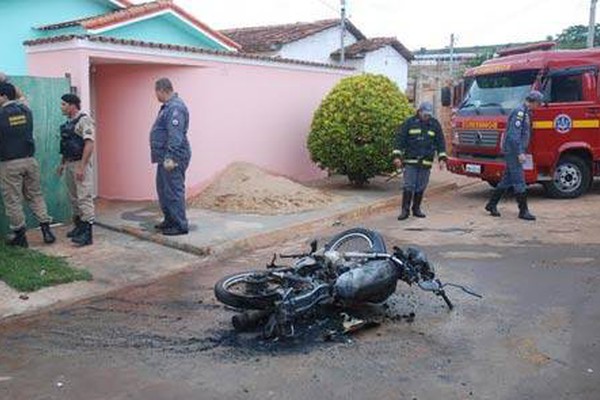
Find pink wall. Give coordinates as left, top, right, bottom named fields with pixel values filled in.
left=28, top=47, right=350, bottom=200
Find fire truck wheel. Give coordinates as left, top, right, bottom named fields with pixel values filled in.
left=544, top=155, right=590, bottom=199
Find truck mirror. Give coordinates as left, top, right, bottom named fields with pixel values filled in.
left=441, top=87, right=452, bottom=107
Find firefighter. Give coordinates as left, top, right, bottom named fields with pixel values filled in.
left=393, top=102, right=447, bottom=220
left=150, top=78, right=191, bottom=236
left=485, top=90, right=543, bottom=221
left=0, top=82, right=55, bottom=247
left=57, top=93, right=96, bottom=246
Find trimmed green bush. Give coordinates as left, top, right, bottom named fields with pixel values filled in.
left=308, top=74, right=414, bottom=185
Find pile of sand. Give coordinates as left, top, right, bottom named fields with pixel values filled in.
left=189, top=162, right=338, bottom=215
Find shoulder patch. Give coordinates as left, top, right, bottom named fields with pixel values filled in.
left=515, top=120, right=522, bottom=128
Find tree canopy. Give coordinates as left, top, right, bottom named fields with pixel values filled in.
left=555, top=24, right=600, bottom=49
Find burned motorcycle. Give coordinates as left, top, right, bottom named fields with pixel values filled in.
left=214, top=228, right=480, bottom=338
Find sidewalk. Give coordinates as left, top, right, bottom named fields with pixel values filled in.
left=96, top=171, right=471, bottom=258
left=0, top=171, right=475, bottom=321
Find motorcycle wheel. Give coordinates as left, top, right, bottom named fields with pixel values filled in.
left=214, top=271, right=283, bottom=310
left=325, top=227, right=387, bottom=253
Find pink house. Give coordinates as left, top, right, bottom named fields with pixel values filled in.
left=22, top=1, right=353, bottom=200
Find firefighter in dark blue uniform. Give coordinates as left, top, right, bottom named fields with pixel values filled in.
left=150, top=78, right=191, bottom=236
left=485, top=90, right=543, bottom=221
left=393, top=102, right=447, bottom=220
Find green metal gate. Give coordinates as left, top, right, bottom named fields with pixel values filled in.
left=0, top=76, right=71, bottom=235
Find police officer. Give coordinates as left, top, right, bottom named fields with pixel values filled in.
left=150, top=78, right=191, bottom=236
left=393, top=102, right=447, bottom=220
left=57, top=94, right=95, bottom=246
left=485, top=90, right=543, bottom=221
left=0, top=72, right=26, bottom=103
left=0, top=82, right=55, bottom=247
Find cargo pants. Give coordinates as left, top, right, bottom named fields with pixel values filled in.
left=64, top=161, right=95, bottom=222
left=0, top=157, right=52, bottom=230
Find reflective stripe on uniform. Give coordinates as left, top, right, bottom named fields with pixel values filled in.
left=404, top=159, right=418, bottom=164
left=8, top=115, right=27, bottom=126
left=438, top=152, right=447, bottom=158
left=409, top=128, right=422, bottom=135
left=422, top=160, right=433, bottom=166
left=428, top=130, right=436, bottom=137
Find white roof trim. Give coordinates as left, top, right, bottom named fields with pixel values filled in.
left=26, top=38, right=354, bottom=75
left=87, top=9, right=237, bottom=52
left=108, top=0, right=129, bottom=8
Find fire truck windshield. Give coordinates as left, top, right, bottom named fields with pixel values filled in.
left=459, top=70, right=539, bottom=116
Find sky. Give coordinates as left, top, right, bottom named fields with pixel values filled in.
left=156, top=0, right=593, bottom=50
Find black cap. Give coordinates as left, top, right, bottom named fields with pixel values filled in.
left=0, top=82, right=17, bottom=100
left=61, top=93, right=81, bottom=109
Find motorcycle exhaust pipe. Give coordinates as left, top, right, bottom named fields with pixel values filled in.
left=232, top=309, right=272, bottom=332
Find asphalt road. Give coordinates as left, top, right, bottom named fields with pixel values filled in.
left=0, top=182, right=599, bottom=400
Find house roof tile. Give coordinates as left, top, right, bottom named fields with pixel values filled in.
left=220, top=19, right=366, bottom=53
left=23, top=34, right=354, bottom=71
left=36, top=0, right=241, bottom=50
left=331, top=37, right=414, bottom=61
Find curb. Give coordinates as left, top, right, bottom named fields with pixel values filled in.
left=97, top=180, right=464, bottom=261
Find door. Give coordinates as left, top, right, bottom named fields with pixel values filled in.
left=533, top=67, right=599, bottom=170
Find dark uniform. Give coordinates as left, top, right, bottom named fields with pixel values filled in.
left=485, top=90, right=541, bottom=221
left=0, top=98, right=55, bottom=247
left=150, top=94, right=191, bottom=234
left=393, top=113, right=447, bottom=219
left=498, top=104, right=531, bottom=193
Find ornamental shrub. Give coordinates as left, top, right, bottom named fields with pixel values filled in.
left=308, top=74, right=414, bottom=185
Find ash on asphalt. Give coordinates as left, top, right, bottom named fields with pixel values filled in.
left=1, top=290, right=428, bottom=364
left=212, top=293, right=424, bottom=357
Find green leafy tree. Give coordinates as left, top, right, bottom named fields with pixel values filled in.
left=556, top=24, right=600, bottom=49
left=308, top=74, right=413, bottom=185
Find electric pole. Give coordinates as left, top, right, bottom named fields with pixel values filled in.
left=449, top=33, right=455, bottom=78
left=588, top=0, right=598, bottom=48
left=340, top=0, right=347, bottom=63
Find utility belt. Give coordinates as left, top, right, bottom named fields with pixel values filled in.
left=0, top=153, right=34, bottom=163
left=403, top=156, right=434, bottom=167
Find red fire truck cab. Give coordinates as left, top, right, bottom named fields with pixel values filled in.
left=447, top=45, right=600, bottom=198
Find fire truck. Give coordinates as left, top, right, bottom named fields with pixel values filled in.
left=446, top=43, right=600, bottom=198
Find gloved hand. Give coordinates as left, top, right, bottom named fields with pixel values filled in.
left=163, top=158, right=178, bottom=172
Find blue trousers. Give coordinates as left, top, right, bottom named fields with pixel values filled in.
left=403, top=165, right=431, bottom=193
left=156, top=160, right=189, bottom=231
left=497, top=153, right=526, bottom=194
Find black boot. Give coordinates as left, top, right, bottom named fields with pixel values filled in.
left=6, top=228, right=28, bottom=248
left=412, top=192, right=426, bottom=218
left=154, top=220, right=171, bottom=231
left=397, top=191, right=412, bottom=220
left=485, top=188, right=505, bottom=217
left=67, top=216, right=83, bottom=238
left=71, top=222, right=93, bottom=246
left=40, top=223, right=56, bottom=244
left=516, top=193, right=536, bottom=221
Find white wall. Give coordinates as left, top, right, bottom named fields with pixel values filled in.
left=277, top=26, right=358, bottom=64
left=363, top=46, right=409, bottom=92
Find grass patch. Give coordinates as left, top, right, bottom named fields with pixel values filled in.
left=0, top=243, right=92, bottom=292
